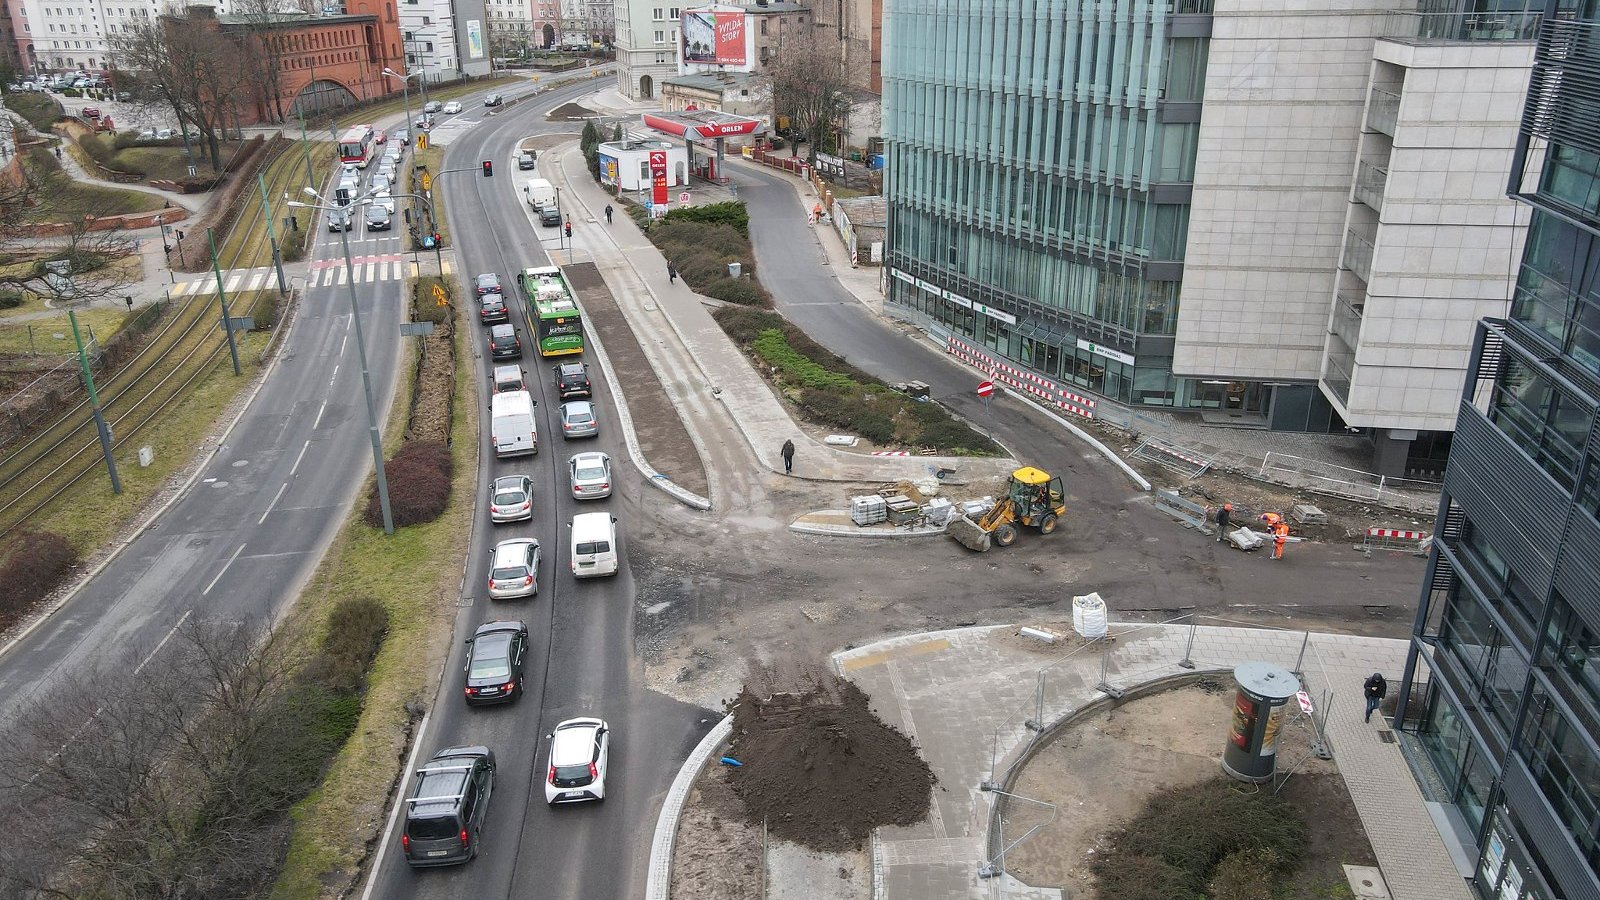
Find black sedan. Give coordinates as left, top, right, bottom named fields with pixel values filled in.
left=463, top=620, right=528, bottom=706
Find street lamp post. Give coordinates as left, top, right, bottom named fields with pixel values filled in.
left=286, top=188, right=395, bottom=535
left=381, top=67, right=416, bottom=145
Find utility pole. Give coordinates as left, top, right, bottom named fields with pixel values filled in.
left=257, top=172, right=288, bottom=294
left=69, top=310, right=121, bottom=495
left=299, top=111, right=315, bottom=190
left=206, top=228, right=243, bottom=376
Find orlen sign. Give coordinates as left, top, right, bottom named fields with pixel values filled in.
left=681, top=9, right=746, bottom=66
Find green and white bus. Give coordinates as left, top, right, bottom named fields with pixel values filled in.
left=518, top=265, right=584, bottom=357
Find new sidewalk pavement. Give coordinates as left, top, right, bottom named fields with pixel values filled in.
left=546, top=144, right=1018, bottom=488
left=833, top=623, right=1469, bottom=900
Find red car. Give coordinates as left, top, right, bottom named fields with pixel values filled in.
left=81, top=107, right=101, bottom=119
left=374, top=129, right=387, bottom=145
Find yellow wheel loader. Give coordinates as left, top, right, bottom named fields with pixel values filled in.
left=947, top=466, right=1066, bottom=552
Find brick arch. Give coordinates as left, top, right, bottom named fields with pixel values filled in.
left=290, top=78, right=359, bottom=117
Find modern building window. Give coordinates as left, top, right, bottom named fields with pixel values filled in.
left=1545, top=594, right=1600, bottom=717
left=1486, top=356, right=1590, bottom=490
left=1542, top=142, right=1600, bottom=221
left=1521, top=686, right=1600, bottom=878
left=1437, top=587, right=1529, bottom=736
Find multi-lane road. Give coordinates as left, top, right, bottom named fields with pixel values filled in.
left=358, top=75, right=713, bottom=900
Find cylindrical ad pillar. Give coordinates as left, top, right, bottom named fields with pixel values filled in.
left=1221, top=661, right=1301, bottom=783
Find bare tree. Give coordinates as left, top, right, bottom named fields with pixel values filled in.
left=765, top=28, right=863, bottom=164
left=109, top=14, right=250, bottom=173
left=0, top=154, right=141, bottom=306
left=229, top=0, right=297, bottom=124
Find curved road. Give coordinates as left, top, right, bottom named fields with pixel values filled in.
left=361, top=80, right=711, bottom=900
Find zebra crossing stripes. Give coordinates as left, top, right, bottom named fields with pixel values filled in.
left=171, top=260, right=407, bottom=296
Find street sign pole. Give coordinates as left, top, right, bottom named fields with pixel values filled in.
left=69, top=310, right=122, bottom=495
left=207, top=227, right=243, bottom=376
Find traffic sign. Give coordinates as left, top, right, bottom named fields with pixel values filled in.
left=431, top=284, right=448, bottom=307
left=679, top=191, right=690, bottom=206
left=416, top=133, right=429, bottom=151
left=420, top=171, right=433, bottom=192
left=976, top=380, right=995, bottom=398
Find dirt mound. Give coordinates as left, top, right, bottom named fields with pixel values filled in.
left=724, top=674, right=934, bottom=851
left=548, top=102, right=597, bottom=120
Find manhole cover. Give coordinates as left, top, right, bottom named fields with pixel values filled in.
left=187, top=537, right=212, bottom=548
left=1379, top=730, right=1396, bottom=743
left=458, top=596, right=474, bottom=608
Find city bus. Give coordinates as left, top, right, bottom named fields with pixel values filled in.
left=517, top=265, right=584, bottom=357
left=337, top=124, right=375, bottom=168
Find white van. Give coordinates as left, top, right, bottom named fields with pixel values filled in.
left=570, top=512, right=618, bottom=578
left=491, top=390, right=538, bottom=458
left=334, top=174, right=359, bottom=206
left=524, top=177, right=556, bottom=210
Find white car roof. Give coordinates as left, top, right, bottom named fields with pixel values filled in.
left=492, top=538, right=536, bottom=566
left=551, top=719, right=603, bottom=765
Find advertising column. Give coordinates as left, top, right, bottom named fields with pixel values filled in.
left=649, top=149, right=669, bottom=208
left=1221, top=661, right=1300, bottom=783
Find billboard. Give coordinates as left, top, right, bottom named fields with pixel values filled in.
left=681, top=9, right=745, bottom=66
left=466, top=19, right=484, bottom=59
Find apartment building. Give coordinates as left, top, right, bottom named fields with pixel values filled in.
left=613, top=0, right=677, bottom=98
left=399, top=0, right=461, bottom=81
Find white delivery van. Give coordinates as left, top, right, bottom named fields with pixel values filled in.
left=570, top=512, right=618, bottom=578
left=490, top=390, right=538, bottom=458
left=524, top=178, right=556, bottom=210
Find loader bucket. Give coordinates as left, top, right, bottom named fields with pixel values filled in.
left=947, top=515, right=992, bottom=552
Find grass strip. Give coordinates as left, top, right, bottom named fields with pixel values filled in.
left=19, top=148, right=166, bottom=223
left=0, top=291, right=135, bottom=356
left=9, top=93, right=63, bottom=129
left=267, top=282, right=475, bottom=900
left=0, top=291, right=277, bottom=553
left=414, top=145, right=450, bottom=247
left=215, top=141, right=338, bottom=271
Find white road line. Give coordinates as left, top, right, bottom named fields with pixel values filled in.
left=258, top=482, right=289, bottom=525
left=313, top=400, right=327, bottom=429
left=331, top=364, right=340, bottom=379
left=225, top=274, right=243, bottom=292
left=133, top=609, right=194, bottom=676
left=291, top=439, right=310, bottom=476
left=391, top=261, right=402, bottom=279
left=340, top=334, right=349, bottom=355
left=337, top=267, right=349, bottom=286
left=364, top=262, right=375, bottom=282
left=248, top=272, right=267, bottom=290
left=202, top=543, right=246, bottom=596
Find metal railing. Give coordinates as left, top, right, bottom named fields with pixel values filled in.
left=1368, top=86, right=1401, bottom=136
left=1354, top=158, right=1390, bottom=211
left=1258, top=450, right=1441, bottom=512
left=1344, top=225, right=1377, bottom=283
left=1381, top=9, right=1543, bottom=43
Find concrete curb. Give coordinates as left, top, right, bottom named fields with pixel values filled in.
left=644, top=713, right=734, bottom=900
left=581, top=318, right=713, bottom=511
left=788, top=519, right=948, bottom=539
left=0, top=286, right=303, bottom=662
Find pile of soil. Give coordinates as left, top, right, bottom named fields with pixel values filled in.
left=724, top=675, right=934, bottom=851
left=548, top=102, right=597, bottom=121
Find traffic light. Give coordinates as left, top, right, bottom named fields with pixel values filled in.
left=481, top=159, right=493, bottom=177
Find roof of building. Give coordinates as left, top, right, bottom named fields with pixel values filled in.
left=214, top=10, right=374, bottom=28
left=744, top=2, right=806, bottom=13
left=834, top=195, right=886, bottom=228
left=662, top=72, right=765, bottom=92
left=642, top=108, right=765, bottom=140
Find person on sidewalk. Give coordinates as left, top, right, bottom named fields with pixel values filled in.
left=667, top=263, right=677, bottom=284
left=781, top=439, right=795, bottom=475
left=604, top=204, right=613, bottom=224
left=1216, top=502, right=1232, bottom=543
left=53, top=145, right=61, bottom=160
left=1364, top=672, right=1388, bottom=723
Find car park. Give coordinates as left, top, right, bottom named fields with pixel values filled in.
left=554, top=362, right=590, bottom=400
left=478, top=293, right=509, bottom=325
left=484, top=93, right=503, bottom=107
left=442, top=100, right=463, bottom=114
left=475, top=272, right=503, bottom=296
left=493, top=364, right=525, bottom=394
left=544, top=718, right=610, bottom=804
left=517, top=151, right=536, bottom=170
left=422, top=100, right=442, bottom=113
left=537, top=205, right=562, bottom=227
left=487, top=538, right=540, bottom=600
left=401, top=746, right=495, bottom=867
left=488, top=474, right=533, bottom=523
left=364, top=204, right=391, bottom=231
left=155, top=128, right=176, bottom=140
left=568, top=452, right=612, bottom=500
left=560, top=400, right=598, bottom=439
left=136, top=128, right=158, bottom=142
left=463, top=621, right=527, bottom=706
left=488, top=323, right=522, bottom=361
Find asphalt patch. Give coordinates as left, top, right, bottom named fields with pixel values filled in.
left=724, top=675, right=934, bottom=851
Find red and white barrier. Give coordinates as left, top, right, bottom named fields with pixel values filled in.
left=871, top=451, right=911, bottom=457
left=944, top=336, right=1097, bottom=420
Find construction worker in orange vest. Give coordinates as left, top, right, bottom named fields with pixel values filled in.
left=1272, top=519, right=1290, bottom=560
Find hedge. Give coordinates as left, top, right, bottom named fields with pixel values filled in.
left=0, top=530, right=79, bottom=631
left=364, top=440, right=452, bottom=528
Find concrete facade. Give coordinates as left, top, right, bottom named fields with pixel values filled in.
left=659, top=70, right=768, bottom=120
left=613, top=0, right=678, bottom=99
left=486, top=0, right=534, bottom=57
left=399, top=0, right=462, bottom=83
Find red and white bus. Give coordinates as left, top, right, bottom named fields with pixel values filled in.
left=337, top=124, right=375, bottom=168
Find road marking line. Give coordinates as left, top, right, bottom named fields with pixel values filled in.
left=391, top=261, right=402, bottom=279
left=332, top=365, right=339, bottom=379
left=202, top=543, right=246, bottom=596
left=291, top=439, right=310, bottom=476
left=364, top=262, right=375, bottom=282
left=337, top=267, right=348, bottom=286
left=133, top=609, right=194, bottom=676
left=258, top=482, right=289, bottom=525
left=340, top=334, right=349, bottom=355
left=225, top=274, right=242, bottom=292
left=313, top=400, right=327, bottom=429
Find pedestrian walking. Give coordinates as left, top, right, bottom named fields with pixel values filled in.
left=1364, top=672, right=1388, bottom=723
left=604, top=204, right=613, bottom=224
left=1215, top=502, right=1232, bottom=543
left=53, top=145, right=61, bottom=160
left=780, top=439, right=795, bottom=475
left=667, top=263, right=677, bottom=284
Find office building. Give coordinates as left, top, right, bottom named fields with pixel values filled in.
left=882, top=0, right=1537, bottom=475
left=486, top=0, right=532, bottom=58
left=399, top=0, right=461, bottom=80
left=1394, top=2, right=1600, bottom=899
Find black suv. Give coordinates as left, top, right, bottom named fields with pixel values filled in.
left=463, top=620, right=528, bottom=705
left=537, top=205, right=562, bottom=227
left=554, top=362, right=590, bottom=400
left=479, top=293, right=509, bottom=325
left=401, top=746, right=496, bottom=867
left=488, top=323, right=522, bottom=361
left=475, top=272, right=503, bottom=296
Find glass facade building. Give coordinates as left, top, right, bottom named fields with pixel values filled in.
left=881, top=0, right=1213, bottom=407
left=1398, top=2, right=1600, bottom=898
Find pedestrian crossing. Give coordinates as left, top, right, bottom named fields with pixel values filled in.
left=171, top=257, right=410, bottom=296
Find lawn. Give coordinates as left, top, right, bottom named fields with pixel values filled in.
left=413, top=145, right=450, bottom=247
left=20, top=148, right=166, bottom=224
left=267, top=289, right=475, bottom=900
left=332, top=74, right=521, bottom=132
left=0, top=298, right=132, bottom=356
left=8, top=92, right=63, bottom=129
left=78, top=132, right=245, bottom=182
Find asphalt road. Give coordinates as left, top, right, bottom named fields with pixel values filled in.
left=362, top=79, right=712, bottom=900
left=0, top=112, right=413, bottom=723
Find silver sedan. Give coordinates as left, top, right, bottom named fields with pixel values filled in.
left=568, top=452, right=611, bottom=500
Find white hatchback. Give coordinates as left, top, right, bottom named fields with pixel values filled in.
left=442, top=100, right=463, bottom=114
left=544, top=718, right=609, bottom=804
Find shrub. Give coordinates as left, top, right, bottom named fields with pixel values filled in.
left=663, top=200, right=749, bottom=235
left=752, top=328, right=857, bottom=391
left=62, top=88, right=81, bottom=98
left=364, top=440, right=453, bottom=528
left=0, top=288, right=23, bottom=309
left=0, top=531, right=79, bottom=623
left=1208, top=848, right=1282, bottom=900
left=797, top=387, right=896, bottom=443
left=701, top=277, right=769, bottom=307
left=715, top=305, right=787, bottom=345
left=1093, top=851, right=1199, bottom=900
left=915, top=415, right=1000, bottom=455
left=307, top=596, right=390, bottom=694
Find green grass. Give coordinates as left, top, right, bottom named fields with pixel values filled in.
left=331, top=75, right=521, bottom=132
left=8, top=92, right=63, bottom=129
left=78, top=133, right=245, bottom=182
left=414, top=146, right=450, bottom=247
left=0, top=301, right=133, bottom=356
left=267, top=289, right=475, bottom=900
left=20, top=149, right=166, bottom=223
left=214, top=141, right=338, bottom=271
left=3, top=291, right=275, bottom=554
